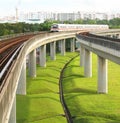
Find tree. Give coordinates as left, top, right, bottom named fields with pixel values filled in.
left=109, top=18, right=120, bottom=28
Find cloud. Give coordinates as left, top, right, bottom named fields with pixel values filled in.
left=68, top=0, right=120, bottom=13
left=0, top=0, right=120, bottom=16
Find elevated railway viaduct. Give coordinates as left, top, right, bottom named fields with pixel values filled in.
left=0, top=29, right=120, bottom=123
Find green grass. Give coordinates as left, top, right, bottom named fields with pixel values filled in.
left=17, top=52, right=120, bottom=123
left=62, top=53, right=120, bottom=123
left=16, top=52, right=78, bottom=123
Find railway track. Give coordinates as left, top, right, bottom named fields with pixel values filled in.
left=77, top=32, right=120, bottom=43
left=0, top=31, right=119, bottom=123
left=76, top=32, right=120, bottom=51
left=87, top=33, right=120, bottom=42
left=0, top=44, right=23, bottom=92
left=0, top=37, right=30, bottom=91
left=2, top=31, right=117, bottom=88
left=0, top=32, right=46, bottom=91
left=0, top=32, right=49, bottom=86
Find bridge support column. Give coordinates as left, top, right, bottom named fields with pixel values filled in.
left=119, top=34, right=120, bottom=39
left=98, top=56, right=108, bottom=93
left=80, top=45, right=85, bottom=67
left=112, top=34, right=116, bottom=38
left=17, top=58, right=26, bottom=95
left=50, top=42, right=56, bottom=60
left=61, top=39, right=65, bottom=56
left=9, top=96, right=16, bottom=123
left=84, top=49, right=92, bottom=77
left=58, top=40, right=61, bottom=52
left=36, top=48, right=40, bottom=64
left=116, top=34, right=120, bottom=39
left=29, top=49, right=36, bottom=77
left=40, top=45, right=46, bottom=67
left=70, top=38, right=75, bottom=52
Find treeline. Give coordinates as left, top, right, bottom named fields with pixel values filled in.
left=0, top=22, right=52, bottom=36
left=0, top=18, right=120, bottom=36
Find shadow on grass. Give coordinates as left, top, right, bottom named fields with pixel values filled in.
left=37, top=73, right=60, bottom=79
left=27, top=77, right=58, bottom=91
left=64, top=90, right=120, bottom=122
left=58, top=61, right=69, bottom=64
left=72, top=111, right=120, bottom=123
left=66, top=87, right=97, bottom=94
left=65, top=65, right=80, bottom=69
left=63, top=74, right=84, bottom=79
left=16, top=95, right=30, bottom=123
left=72, top=116, right=92, bottom=123
left=17, top=53, right=78, bottom=123
left=26, top=114, right=65, bottom=123
left=61, top=56, right=120, bottom=123
left=17, top=94, right=61, bottom=123
left=39, top=78, right=59, bottom=84
left=31, top=78, right=59, bottom=85
left=27, top=88, right=59, bottom=95
left=64, top=88, right=97, bottom=102
left=45, top=66, right=61, bottom=72
left=28, top=95, right=60, bottom=102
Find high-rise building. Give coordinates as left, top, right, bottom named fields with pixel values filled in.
left=0, top=11, right=119, bottom=23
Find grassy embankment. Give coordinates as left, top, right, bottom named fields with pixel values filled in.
left=16, top=52, right=78, bottom=123
left=62, top=53, right=120, bottom=123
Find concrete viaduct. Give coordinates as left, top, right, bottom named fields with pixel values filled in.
left=0, top=30, right=120, bottom=123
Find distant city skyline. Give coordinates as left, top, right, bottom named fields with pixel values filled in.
left=0, top=11, right=119, bottom=24
left=0, top=0, right=120, bottom=17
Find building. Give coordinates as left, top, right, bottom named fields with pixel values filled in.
left=0, top=11, right=120, bottom=23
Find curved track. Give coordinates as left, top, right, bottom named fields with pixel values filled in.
left=0, top=32, right=46, bottom=90
left=0, top=30, right=119, bottom=123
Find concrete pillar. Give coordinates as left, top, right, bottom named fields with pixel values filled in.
left=107, top=35, right=113, bottom=38
left=58, top=40, right=61, bottom=52
left=17, top=58, right=26, bottom=95
left=84, top=49, right=92, bottom=77
left=61, top=39, right=65, bottom=56
left=29, top=49, right=36, bottom=77
left=36, top=48, right=40, bottom=64
left=70, top=38, right=75, bottom=52
left=116, top=34, right=120, bottom=39
left=50, top=42, right=56, bottom=60
left=112, top=35, right=116, bottom=38
left=106, top=35, right=111, bottom=38
left=80, top=45, right=85, bottom=67
left=9, top=96, right=16, bottom=123
left=98, top=56, right=108, bottom=93
left=39, top=45, right=46, bottom=67
left=119, top=34, right=120, bottom=39
left=109, top=35, right=112, bottom=38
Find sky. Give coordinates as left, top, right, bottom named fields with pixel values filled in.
left=0, top=0, right=120, bottom=16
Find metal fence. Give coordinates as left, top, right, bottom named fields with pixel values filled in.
left=76, top=34, right=120, bottom=51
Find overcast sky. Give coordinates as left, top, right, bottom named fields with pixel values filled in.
left=0, top=0, right=120, bottom=16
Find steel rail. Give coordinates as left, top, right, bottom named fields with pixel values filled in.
left=0, top=44, right=24, bottom=81
left=0, top=30, right=119, bottom=123
left=0, top=31, right=48, bottom=88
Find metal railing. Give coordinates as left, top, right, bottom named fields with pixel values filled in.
left=76, top=34, right=120, bottom=51
left=0, top=31, right=46, bottom=41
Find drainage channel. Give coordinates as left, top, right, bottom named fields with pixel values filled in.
left=59, top=54, right=79, bottom=123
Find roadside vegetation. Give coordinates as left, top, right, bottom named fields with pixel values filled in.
left=62, top=54, right=120, bottom=123
left=16, top=52, right=78, bottom=123
left=0, top=18, right=120, bottom=36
